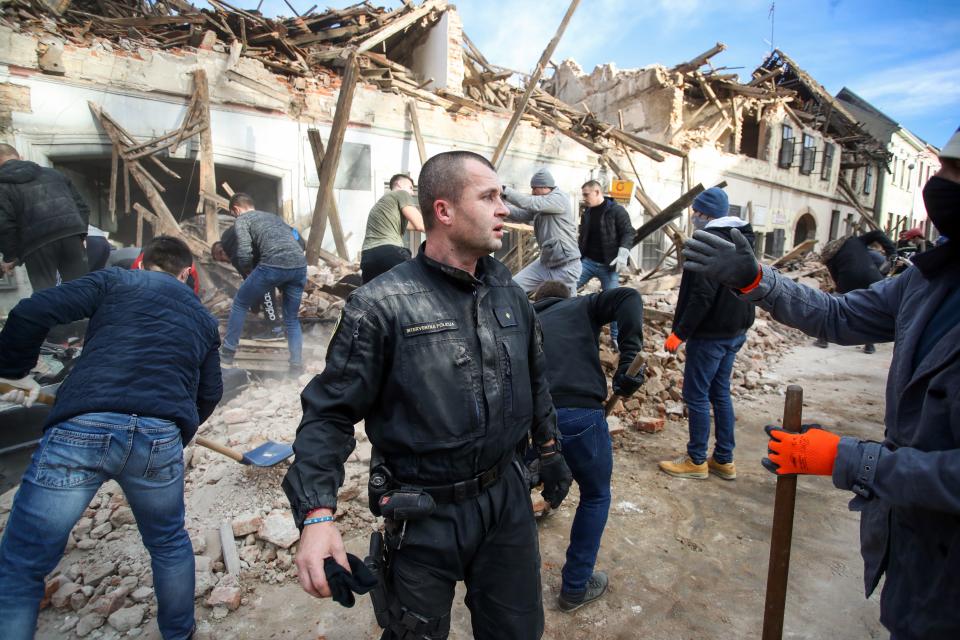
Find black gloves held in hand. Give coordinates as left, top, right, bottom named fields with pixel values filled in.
left=324, top=554, right=378, bottom=608
left=538, top=451, right=572, bottom=509
left=613, top=364, right=645, bottom=397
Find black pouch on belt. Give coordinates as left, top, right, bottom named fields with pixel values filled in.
left=378, top=490, right=436, bottom=521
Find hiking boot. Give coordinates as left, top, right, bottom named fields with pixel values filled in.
left=658, top=455, right=708, bottom=479
left=558, top=571, right=608, bottom=612
left=219, top=346, right=236, bottom=366
left=863, top=343, right=876, bottom=354
left=708, top=457, right=737, bottom=480
left=288, top=362, right=304, bottom=376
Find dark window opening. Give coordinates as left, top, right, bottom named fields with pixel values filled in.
left=829, top=209, right=841, bottom=240
left=53, top=156, right=280, bottom=247
left=864, top=164, right=873, bottom=195
left=739, top=117, right=761, bottom=159
left=764, top=228, right=786, bottom=258
left=793, top=213, right=816, bottom=244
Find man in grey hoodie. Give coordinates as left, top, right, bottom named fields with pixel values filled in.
left=0, top=144, right=90, bottom=290
left=502, top=168, right=582, bottom=295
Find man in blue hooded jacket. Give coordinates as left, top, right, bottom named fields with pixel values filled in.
left=680, top=128, right=960, bottom=639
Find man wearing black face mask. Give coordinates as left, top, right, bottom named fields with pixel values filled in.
left=678, top=126, right=960, bottom=639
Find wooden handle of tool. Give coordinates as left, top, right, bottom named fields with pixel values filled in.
left=603, top=352, right=645, bottom=417
left=194, top=436, right=244, bottom=463
left=762, top=384, right=803, bottom=640
left=0, top=381, right=56, bottom=405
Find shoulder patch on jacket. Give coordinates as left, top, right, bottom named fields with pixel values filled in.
left=402, top=319, right=458, bottom=337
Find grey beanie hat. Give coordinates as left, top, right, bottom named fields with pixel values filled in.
left=530, top=168, right=556, bottom=189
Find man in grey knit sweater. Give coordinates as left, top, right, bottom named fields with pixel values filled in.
left=220, top=193, right=307, bottom=372
left=502, top=168, right=582, bottom=295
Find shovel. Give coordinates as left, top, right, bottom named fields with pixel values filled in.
left=1, top=382, right=293, bottom=468
left=193, top=436, right=293, bottom=467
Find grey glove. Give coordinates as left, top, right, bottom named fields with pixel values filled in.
left=609, top=247, right=630, bottom=272
left=682, top=228, right=760, bottom=290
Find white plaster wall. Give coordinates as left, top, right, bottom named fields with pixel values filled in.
left=409, top=11, right=449, bottom=91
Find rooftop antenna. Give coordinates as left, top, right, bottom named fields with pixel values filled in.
left=768, top=1, right=776, bottom=53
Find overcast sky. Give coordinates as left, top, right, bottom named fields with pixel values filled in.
left=253, top=0, right=959, bottom=148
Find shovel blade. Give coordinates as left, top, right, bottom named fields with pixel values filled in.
left=241, top=441, right=294, bottom=467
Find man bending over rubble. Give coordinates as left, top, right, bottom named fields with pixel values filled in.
left=219, top=193, right=307, bottom=374
left=0, top=236, right=223, bottom=640
left=679, top=127, right=960, bottom=639
left=283, top=150, right=572, bottom=640
left=532, top=280, right=645, bottom=612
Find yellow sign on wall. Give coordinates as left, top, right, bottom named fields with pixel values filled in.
left=609, top=179, right=634, bottom=201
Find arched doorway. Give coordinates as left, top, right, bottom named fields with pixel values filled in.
left=793, top=213, right=817, bottom=246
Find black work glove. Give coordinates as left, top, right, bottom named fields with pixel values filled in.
left=613, top=364, right=645, bottom=397
left=323, top=553, right=378, bottom=608
left=682, top=228, right=761, bottom=290
left=538, top=452, right=572, bottom=509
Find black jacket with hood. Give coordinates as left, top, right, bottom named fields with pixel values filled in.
left=0, top=160, right=90, bottom=262
left=673, top=218, right=756, bottom=340
left=824, top=230, right=897, bottom=294
left=534, top=287, right=644, bottom=409
left=578, top=197, right=634, bottom=265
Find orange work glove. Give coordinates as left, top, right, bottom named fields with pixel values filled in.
left=664, top=333, right=683, bottom=353
left=763, top=424, right=840, bottom=475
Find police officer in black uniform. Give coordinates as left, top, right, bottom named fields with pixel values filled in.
left=282, top=150, right=573, bottom=640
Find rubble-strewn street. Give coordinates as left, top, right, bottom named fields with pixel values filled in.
left=8, top=337, right=886, bottom=640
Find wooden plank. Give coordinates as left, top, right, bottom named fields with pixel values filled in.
left=194, top=69, right=219, bottom=244
left=354, top=0, right=444, bottom=54
left=491, top=0, right=581, bottom=168
left=836, top=176, right=880, bottom=231
left=632, top=184, right=707, bottom=247
left=108, top=146, right=118, bottom=225
left=672, top=42, right=726, bottom=74
left=771, top=239, right=817, bottom=267
left=305, top=51, right=358, bottom=263
left=305, top=129, right=345, bottom=261
left=407, top=99, right=427, bottom=166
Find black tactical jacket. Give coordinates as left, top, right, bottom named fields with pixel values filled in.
left=282, top=248, right=558, bottom=525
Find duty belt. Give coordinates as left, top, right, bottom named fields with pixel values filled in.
left=413, top=457, right=513, bottom=504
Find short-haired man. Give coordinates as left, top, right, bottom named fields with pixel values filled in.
left=360, top=173, right=425, bottom=283
left=220, top=192, right=307, bottom=373
left=577, top=180, right=635, bottom=350
left=0, top=236, right=223, bottom=640
left=0, top=144, right=91, bottom=290
left=532, top=280, right=645, bottom=611
left=284, top=151, right=572, bottom=640
left=658, top=187, right=755, bottom=480
left=502, top=168, right=582, bottom=295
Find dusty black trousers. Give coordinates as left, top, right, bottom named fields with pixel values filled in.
left=22, top=234, right=89, bottom=291
left=382, top=462, right=544, bottom=640
left=361, top=244, right=411, bottom=284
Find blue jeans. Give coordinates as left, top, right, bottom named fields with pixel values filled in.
left=578, top=258, right=620, bottom=343
left=0, top=413, right=194, bottom=640
left=223, top=264, right=307, bottom=366
left=682, top=335, right=746, bottom=464
left=556, top=408, right=613, bottom=595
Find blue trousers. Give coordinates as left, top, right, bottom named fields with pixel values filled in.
left=578, top=258, right=620, bottom=343
left=682, top=335, right=746, bottom=464
left=556, top=408, right=613, bottom=595
left=0, top=413, right=195, bottom=640
left=223, top=264, right=307, bottom=366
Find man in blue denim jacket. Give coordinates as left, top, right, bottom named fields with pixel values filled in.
left=680, top=128, right=960, bottom=639
left=0, top=236, right=222, bottom=640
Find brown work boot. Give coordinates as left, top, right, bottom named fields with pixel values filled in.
left=658, top=455, right=708, bottom=479
left=708, top=457, right=737, bottom=480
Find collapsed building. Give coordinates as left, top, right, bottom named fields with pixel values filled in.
left=0, top=0, right=936, bottom=313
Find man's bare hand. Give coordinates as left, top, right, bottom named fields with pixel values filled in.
left=0, top=375, right=41, bottom=408
left=294, top=514, right=350, bottom=598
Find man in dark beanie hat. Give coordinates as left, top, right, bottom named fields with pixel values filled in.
left=502, top=167, right=582, bottom=295
left=659, top=186, right=756, bottom=481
